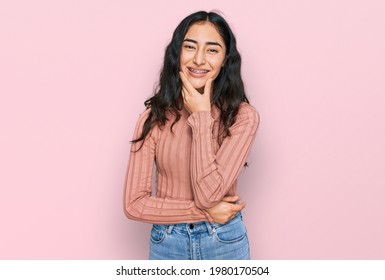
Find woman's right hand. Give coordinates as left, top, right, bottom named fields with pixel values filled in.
left=206, top=196, right=246, bottom=224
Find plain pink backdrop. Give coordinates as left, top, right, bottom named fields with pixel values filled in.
left=0, top=0, right=384, bottom=259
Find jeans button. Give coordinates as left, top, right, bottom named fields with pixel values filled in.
left=189, top=224, right=194, bottom=229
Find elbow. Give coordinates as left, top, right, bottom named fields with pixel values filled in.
left=123, top=202, right=140, bottom=221
left=124, top=203, right=149, bottom=223
left=124, top=204, right=133, bottom=219
left=123, top=194, right=145, bottom=222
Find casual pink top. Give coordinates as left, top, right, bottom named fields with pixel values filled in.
left=124, top=102, right=259, bottom=224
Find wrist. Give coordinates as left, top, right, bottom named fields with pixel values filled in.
left=203, top=210, right=215, bottom=224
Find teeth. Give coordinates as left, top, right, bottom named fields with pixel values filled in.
left=189, top=68, right=208, bottom=74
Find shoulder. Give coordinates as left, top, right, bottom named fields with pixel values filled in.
left=138, top=107, right=152, bottom=120
left=131, top=107, right=162, bottom=145
left=131, top=108, right=149, bottom=134
left=132, top=108, right=153, bottom=135
left=238, top=102, right=258, bottom=116
left=134, top=107, right=151, bottom=128
left=230, top=102, right=260, bottom=135
left=237, top=102, right=260, bottom=126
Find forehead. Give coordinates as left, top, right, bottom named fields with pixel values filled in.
left=184, top=21, right=224, bottom=44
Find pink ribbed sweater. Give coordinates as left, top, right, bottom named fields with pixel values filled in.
left=124, top=102, right=259, bottom=224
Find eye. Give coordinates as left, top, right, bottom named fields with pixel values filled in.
left=184, top=45, right=195, bottom=50
left=208, top=49, right=219, bottom=53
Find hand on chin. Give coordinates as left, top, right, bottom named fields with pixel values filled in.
left=188, top=80, right=206, bottom=94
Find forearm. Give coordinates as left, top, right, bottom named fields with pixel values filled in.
left=124, top=108, right=214, bottom=224
left=124, top=193, right=213, bottom=224
left=187, top=106, right=259, bottom=209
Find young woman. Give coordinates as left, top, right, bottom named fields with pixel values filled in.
left=123, top=11, right=259, bottom=260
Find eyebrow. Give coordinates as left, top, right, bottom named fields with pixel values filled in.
left=183, top=38, right=223, bottom=49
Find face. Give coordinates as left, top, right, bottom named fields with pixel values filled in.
left=180, top=21, right=226, bottom=93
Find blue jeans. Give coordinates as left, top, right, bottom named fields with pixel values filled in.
left=149, top=212, right=250, bottom=260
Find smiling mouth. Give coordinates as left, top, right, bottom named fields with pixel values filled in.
left=188, top=67, right=210, bottom=75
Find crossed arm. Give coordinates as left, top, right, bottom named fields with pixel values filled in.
left=124, top=75, right=259, bottom=224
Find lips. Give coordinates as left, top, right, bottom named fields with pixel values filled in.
left=188, top=67, right=209, bottom=74
left=187, top=67, right=210, bottom=78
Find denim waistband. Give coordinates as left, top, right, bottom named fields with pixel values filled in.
left=155, top=212, right=243, bottom=235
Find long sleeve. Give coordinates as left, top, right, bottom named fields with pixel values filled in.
left=123, top=109, right=213, bottom=224
left=187, top=103, right=260, bottom=209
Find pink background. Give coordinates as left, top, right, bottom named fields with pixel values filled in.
left=1, top=0, right=384, bottom=259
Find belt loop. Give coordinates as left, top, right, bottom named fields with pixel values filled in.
left=166, top=224, right=174, bottom=235
left=205, top=222, right=214, bottom=235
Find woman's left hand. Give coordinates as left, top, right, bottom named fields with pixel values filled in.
left=206, top=196, right=246, bottom=224
left=179, top=71, right=213, bottom=114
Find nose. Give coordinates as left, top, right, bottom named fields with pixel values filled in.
left=193, top=49, right=206, bottom=65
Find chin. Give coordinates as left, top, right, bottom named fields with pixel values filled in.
left=192, top=84, right=205, bottom=91
left=188, top=79, right=207, bottom=90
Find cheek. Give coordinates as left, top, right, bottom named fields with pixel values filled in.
left=210, top=60, right=224, bottom=76
left=180, top=50, right=193, bottom=65
left=179, top=52, right=185, bottom=68
left=211, top=56, right=225, bottom=69
left=210, top=70, right=221, bottom=81
left=179, top=56, right=185, bottom=68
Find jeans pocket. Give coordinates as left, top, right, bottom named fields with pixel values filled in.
left=150, top=224, right=167, bottom=244
left=214, top=217, right=247, bottom=243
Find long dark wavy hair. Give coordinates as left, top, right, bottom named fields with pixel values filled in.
left=132, top=11, right=249, bottom=150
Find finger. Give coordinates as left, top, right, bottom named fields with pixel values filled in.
left=179, top=71, right=187, bottom=83
left=231, top=202, right=246, bottom=214
left=221, top=195, right=240, bottom=203
left=179, top=71, right=197, bottom=95
left=181, top=86, right=188, bottom=100
left=182, top=88, right=192, bottom=113
left=203, top=78, right=213, bottom=96
left=179, top=71, right=189, bottom=89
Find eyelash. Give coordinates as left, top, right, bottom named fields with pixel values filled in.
left=184, top=45, right=218, bottom=53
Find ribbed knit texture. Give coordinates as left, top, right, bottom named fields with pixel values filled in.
left=124, top=102, right=259, bottom=224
